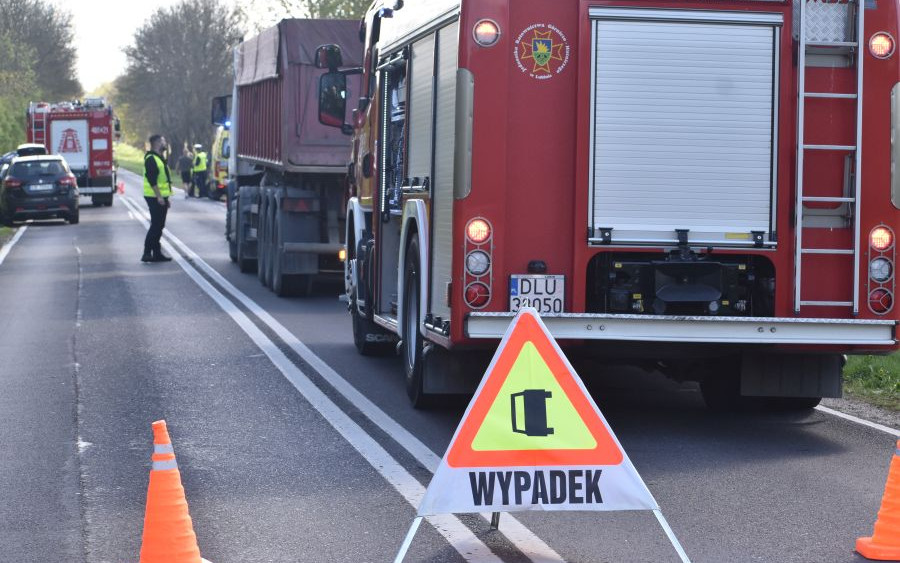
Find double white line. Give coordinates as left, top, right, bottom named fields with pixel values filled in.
left=119, top=195, right=563, bottom=561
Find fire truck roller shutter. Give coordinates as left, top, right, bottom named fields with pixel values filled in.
left=588, top=9, right=783, bottom=248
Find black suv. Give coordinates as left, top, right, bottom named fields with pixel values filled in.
left=1, top=155, right=79, bottom=225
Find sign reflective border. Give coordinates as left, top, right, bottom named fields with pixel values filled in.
left=418, top=308, right=658, bottom=515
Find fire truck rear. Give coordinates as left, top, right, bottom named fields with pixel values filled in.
left=27, top=98, right=119, bottom=206
left=318, top=0, right=900, bottom=409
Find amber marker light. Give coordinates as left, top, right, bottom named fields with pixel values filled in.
left=338, top=247, right=347, bottom=262
left=870, top=33, right=895, bottom=59
left=466, top=218, right=492, bottom=244
left=473, top=19, right=500, bottom=47
left=871, top=226, right=895, bottom=252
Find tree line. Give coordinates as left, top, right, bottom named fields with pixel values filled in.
left=0, top=0, right=81, bottom=150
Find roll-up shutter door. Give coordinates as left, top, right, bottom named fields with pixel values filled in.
left=589, top=9, right=782, bottom=247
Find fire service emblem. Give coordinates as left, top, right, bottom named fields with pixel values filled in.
left=514, top=24, right=570, bottom=80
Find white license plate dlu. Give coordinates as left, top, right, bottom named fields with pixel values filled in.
left=509, top=275, right=565, bottom=313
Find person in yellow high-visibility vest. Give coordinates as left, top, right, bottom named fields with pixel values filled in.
left=142, top=134, right=173, bottom=262
left=192, top=143, right=209, bottom=198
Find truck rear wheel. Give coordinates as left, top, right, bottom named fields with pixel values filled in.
left=401, top=234, right=432, bottom=408
left=227, top=200, right=238, bottom=263
left=257, top=197, right=270, bottom=287
left=272, top=213, right=312, bottom=297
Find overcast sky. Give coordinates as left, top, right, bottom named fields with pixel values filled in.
left=55, top=0, right=293, bottom=93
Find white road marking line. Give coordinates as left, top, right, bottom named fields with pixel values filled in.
left=120, top=195, right=505, bottom=562
left=121, top=194, right=563, bottom=562
left=0, top=225, right=28, bottom=267
left=815, top=405, right=900, bottom=437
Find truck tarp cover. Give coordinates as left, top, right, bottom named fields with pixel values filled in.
left=235, top=19, right=362, bottom=86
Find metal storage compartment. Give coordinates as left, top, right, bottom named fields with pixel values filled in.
left=588, top=8, right=783, bottom=248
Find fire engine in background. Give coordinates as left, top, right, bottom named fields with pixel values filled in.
left=318, top=0, right=900, bottom=408
left=27, top=98, right=120, bottom=206
left=212, top=19, right=362, bottom=296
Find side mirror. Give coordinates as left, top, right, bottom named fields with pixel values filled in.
left=318, top=71, right=348, bottom=130
left=315, top=44, right=343, bottom=70
left=211, top=95, right=231, bottom=126
left=223, top=143, right=231, bottom=159
left=114, top=117, right=121, bottom=140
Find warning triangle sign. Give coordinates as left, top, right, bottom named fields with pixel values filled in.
left=418, top=308, right=658, bottom=516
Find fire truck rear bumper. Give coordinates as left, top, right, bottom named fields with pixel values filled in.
left=465, top=313, right=896, bottom=346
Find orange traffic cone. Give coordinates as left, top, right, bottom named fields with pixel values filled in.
left=117, top=181, right=125, bottom=194
left=857, top=440, right=900, bottom=560
left=139, top=420, right=202, bottom=562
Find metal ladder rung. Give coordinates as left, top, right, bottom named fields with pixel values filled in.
left=800, top=248, right=855, bottom=255
left=799, top=301, right=854, bottom=307
left=806, top=41, right=858, bottom=48
left=803, top=144, right=857, bottom=151
left=801, top=196, right=855, bottom=203
left=804, top=92, right=858, bottom=99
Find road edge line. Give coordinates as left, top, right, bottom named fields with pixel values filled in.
left=0, top=225, right=28, bottom=267
left=815, top=405, right=900, bottom=437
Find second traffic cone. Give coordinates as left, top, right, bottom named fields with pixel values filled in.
left=857, top=440, right=900, bottom=560
left=140, top=420, right=202, bottom=563
left=117, top=181, right=125, bottom=194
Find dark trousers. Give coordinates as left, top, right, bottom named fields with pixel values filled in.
left=144, top=196, right=169, bottom=254
left=194, top=171, right=208, bottom=197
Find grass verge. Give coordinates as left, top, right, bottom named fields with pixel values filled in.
left=843, top=355, right=900, bottom=411
left=115, top=143, right=145, bottom=176
left=0, top=226, right=13, bottom=247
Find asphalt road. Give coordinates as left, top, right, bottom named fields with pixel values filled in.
left=0, top=170, right=898, bottom=562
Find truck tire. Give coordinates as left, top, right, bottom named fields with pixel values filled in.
left=236, top=208, right=256, bottom=274
left=401, top=234, right=432, bottom=408
left=257, top=196, right=270, bottom=286
left=227, top=199, right=237, bottom=263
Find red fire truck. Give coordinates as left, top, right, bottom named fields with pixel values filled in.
left=27, top=98, right=120, bottom=206
left=318, top=0, right=900, bottom=408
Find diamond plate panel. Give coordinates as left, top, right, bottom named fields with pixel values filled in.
left=793, top=0, right=852, bottom=42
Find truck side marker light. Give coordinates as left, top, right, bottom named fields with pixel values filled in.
left=870, top=33, right=896, bottom=59
left=474, top=20, right=500, bottom=47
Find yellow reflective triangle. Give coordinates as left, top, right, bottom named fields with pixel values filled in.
left=471, top=342, right=597, bottom=452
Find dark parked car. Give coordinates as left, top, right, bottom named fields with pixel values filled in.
left=1, top=155, right=79, bottom=225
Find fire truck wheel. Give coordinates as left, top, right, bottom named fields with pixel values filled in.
left=402, top=234, right=432, bottom=408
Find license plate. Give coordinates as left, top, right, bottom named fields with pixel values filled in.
left=509, top=275, right=565, bottom=313
left=27, top=183, right=53, bottom=192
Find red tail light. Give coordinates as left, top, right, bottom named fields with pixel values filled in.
left=869, top=288, right=894, bottom=314
left=3, top=177, right=22, bottom=189
left=465, top=282, right=491, bottom=309
left=58, top=175, right=77, bottom=188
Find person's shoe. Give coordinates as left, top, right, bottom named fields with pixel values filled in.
left=141, top=251, right=153, bottom=262
left=151, top=252, right=173, bottom=262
